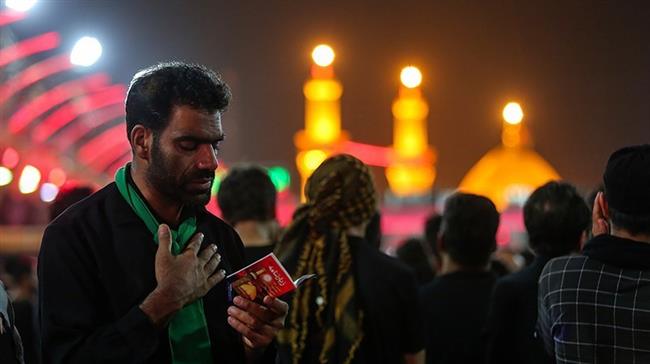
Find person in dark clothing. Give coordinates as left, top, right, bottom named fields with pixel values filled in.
left=538, top=144, right=650, bottom=363
left=1, top=279, right=24, bottom=364
left=423, top=214, right=442, bottom=273
left=4, top=256, right=38, bottom=364
left=217, top=164, right=279, bottom=265
left=38, top=62, right=287, bottom=364
left=396, top=238, right=436, bottom=285
left=485, top=181, right=590, bottom=364
left=276, top=154, right=424, bottom=364
left=420, top=193, right=499, bottom=364
left=48, top=183, right=94, bottom=221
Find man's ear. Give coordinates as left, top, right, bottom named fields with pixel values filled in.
left=599, top=192, right=610, bottom=220
left=130, top=125, right=153, bottom=161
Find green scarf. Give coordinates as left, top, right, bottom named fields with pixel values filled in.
left=115, top=165, right=213, bottom=364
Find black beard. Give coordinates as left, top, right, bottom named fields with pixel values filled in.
left=146, top=141, right=213, bottom=207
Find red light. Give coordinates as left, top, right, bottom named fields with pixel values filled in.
left=32, top=85, right=126, bottom=142
left=0, top=54, right=73, bottom=106
left=340, top=141, right=392, bottom=167
left=0, top=32, right=60, bottom=68
left=0, top=10, right=26, bottom=27
left=8, top=74, right=109, bottom=134
left=1, top=147, right=20, bottom=168
left=53, top=104, right=124, bottom=150
left=48, top=168, right=67, bottom=187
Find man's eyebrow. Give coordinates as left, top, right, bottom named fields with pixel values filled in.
left=174, top=134, right=225, bottom=143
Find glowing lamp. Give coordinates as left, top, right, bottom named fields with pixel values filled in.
left=0, top=167, right=13, bottom=186
left=5, top=0, right=37, bottom=12
left=70, top=37, right=102, bottom=67
left=267, top=166, right=291, bottom=192
left=40, top=183, right=59, bottom=202
left=18, top=165, right=41, bottom=194
left=503, top=102, right=523, bottom=125
left=48, top=168, right=67, bottom=187
left=311, top=44, right=335, bottom=67
left=1, top=147, right=20, bottom=168
left=400, top=66, right=422, bottom=89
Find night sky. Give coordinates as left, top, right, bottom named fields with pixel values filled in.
left=14, top=1, right=650, bottom=192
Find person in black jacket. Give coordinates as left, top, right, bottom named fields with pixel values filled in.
left=275, top=154, right=424, bottom=364
left=484, top=181, right=589, bottom=364
left=38, top=62, right=287, bottom=364
left=1, top=279, right=24, bottom=364
left=420, top=193, right=499, bottom=364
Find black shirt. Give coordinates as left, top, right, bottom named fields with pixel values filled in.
left=484, top=256, right=554, bottom=364
left=420, top=271, right=496, bottom=364
left=278, top=236, right=423, bottom=364
left=38, top=182, right=248, bottom=364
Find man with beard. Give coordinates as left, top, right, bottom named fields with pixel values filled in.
left=38, top=62, right=288, bottom=364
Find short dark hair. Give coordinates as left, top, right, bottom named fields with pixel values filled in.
left=603, top=144, right=650, bottom=235
left=524, top=181, right=590, bottom=257
left=441, top=193, right=499, bottom=268
left=609, top=208, right=650, bottom=236
left=217, top=165, right=277, bottom=225
left=424, top=213, right=442, bottom=257
left=125, top=62, right=231, bottom=139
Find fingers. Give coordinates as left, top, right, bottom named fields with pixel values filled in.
left=157, top=224, right=172, bottom=254
left=262, top=295, right=289, bottom=317
left=183, top=232, right=204, bottom=255
left=198, top=243, right=218, bottom=263
left=206, top=269, right=226, bottom=288
left=227, top=315, right=274, bottom=348
left=203, top=251, right=221, bottom=275
left=232, top=296, right=284, bottom=327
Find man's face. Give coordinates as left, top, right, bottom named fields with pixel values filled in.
left=146, top=105, right=223, bottom=206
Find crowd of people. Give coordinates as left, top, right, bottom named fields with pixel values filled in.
left=0, top=61, right=648, bottom=364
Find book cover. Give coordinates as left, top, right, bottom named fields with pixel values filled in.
left=227, top=253, right=296, bottom=302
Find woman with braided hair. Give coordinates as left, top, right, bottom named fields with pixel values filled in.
left=276, top=154, right=424, bottom=364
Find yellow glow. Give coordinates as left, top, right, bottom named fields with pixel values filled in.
left=392, top=94, right=429, bottom=158
left=19, top=165, right=41, bottom=194
left=303, top=78, right=343, bottom=145
left=386, top=164, right=436, bottom=197
left=459, top=146, right=560, bottom=210
left=503, top=102, right=523, bottom=125
left=302, top=150, right=328, bottom=172
left=0, top=167, right=13, bottom=186
left=312, top=44, right=335, bottom=67
left=400, top=66, right=422, bottom=88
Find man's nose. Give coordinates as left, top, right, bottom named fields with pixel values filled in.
left=196, top=144, right=218, bottom=170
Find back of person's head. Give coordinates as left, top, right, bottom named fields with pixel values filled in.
left=5, top=255, right=34, bottom=283
left=603, top=144, right=650, bottom=235
left=524, top=181, right=590, bottom=257
left=440, top=193, right=499, bottom=268
left=303, top=154, right=377, bottom=232
left=49, top=183, right=94, bottom=221
left=125, top=62, right=231, bottom=140
left=424, top=213, right=442, bottom=257
left=396, top=238, right=435, bottom=284
left=217, top=165, right=277, bottom=226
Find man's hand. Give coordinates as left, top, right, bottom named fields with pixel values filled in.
left=592, top=191, right=609, bottom=237
left=140, top=224, right=225, bottom=327
left=227, top=295, right=288, bottom=359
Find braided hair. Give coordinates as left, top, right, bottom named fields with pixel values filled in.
left=276, top=154, right=377, bottom=364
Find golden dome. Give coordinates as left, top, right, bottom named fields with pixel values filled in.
left=458, top=146, right=560, bottom=211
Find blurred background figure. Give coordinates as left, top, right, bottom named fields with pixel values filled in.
left=484, top=181, right=589, bottom=364
left=0, top=279, right=24, bottom=364
left=423, top=214, right=442, bottom=274
left=217, top=164, right=280, bottom=264
left=396, top=237, right=436, bottom=285
left=275, top=154, right=424, bottom=364
left=420, top=193, right=499, bottom=364
left=49, top=183, right=95, bottom=221
left=4, top=256, right=37, bottom=364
